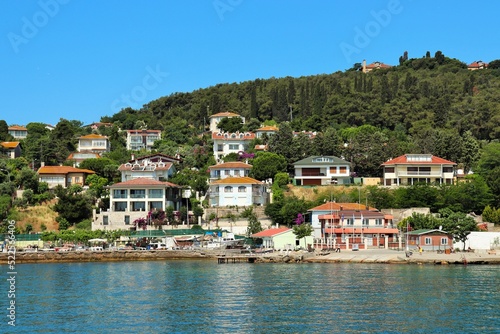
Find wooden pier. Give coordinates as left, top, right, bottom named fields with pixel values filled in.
left=217, top=255, right=258, bottom=264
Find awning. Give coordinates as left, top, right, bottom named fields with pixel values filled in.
left=384, top=215, right=394, bottom=220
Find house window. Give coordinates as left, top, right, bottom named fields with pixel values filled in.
left=346, top=219, right=354, bottom=226
left=113, top=189, right=127, bottom=198
left=132, top=202, right=146, bottom=211
left=224, top=186, right=233, bottom=193
left=103, top=216, right=108, bottom=225
left=113, top=202, right=127, bottom=211
left=339, top=166, right=347, bottom=174
left=217, top=144, right=223, bottom=152
left=130, top=189, right=145, bottom=198
left=229, top=144, right=239, bottom=150
left=375, top=219, right=383, bottom=226
left=443, top=167, right=453, bottom=173
left=362, top=218, right=369, bottom=226
left=148, top=189, right=163, bottom=198
left=149, top=201, right=163, bottom=210
left=425, top=237, right=431, bottom=245
left=234, top=170, right=240, bottom=176
left=385, top=167, right=394, bottom=173
left=238, top=186, right=246, bottom=193
left=224, top=170, right=230, bottom=176
left=441, top=238, right=448, bottom=245
left=124, top=215, right=130, bottom=225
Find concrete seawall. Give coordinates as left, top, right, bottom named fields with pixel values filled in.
left=2, top=249, right=500, bottom=265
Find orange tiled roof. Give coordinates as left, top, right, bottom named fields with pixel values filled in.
left=212, top=132, right=256, bottom=140
left=1, top=142, right=20, bottom=149
left=79, top=134, right=108, bottom=139
left=252, top=227, right=291, bottom=238
left=8, top=125, right=27, bottom=131
left=468, top=61, right=488, bottom=68
left=309, top=202, right=376, bottom=211
left=366, top=61, right=392, bottom=69
left=256, top=125, right=279, bottom=132
left=209, top=161, right=252, bottom=169
left=209, top=112, right=241, bottom=118
left=382, top=154, right=456, bottom=166
left=38, top=166, right=95, bottom=175
left=211, top=176, right=263, bottom=185
left=110, top=178, right=180, bottom=187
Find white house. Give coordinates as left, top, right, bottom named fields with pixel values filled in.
left=208, top=112, right=245, bottom=132
left=251, top=227, right=314, bottom=250
left=8, top=125, right=27, bottom=139
left=208, top=161, right=252, bottom=182
left=255, top=125, right=279, bottom=139
left=381, top=154, right=456, bottom=186
left=77, top=134, right=110, bottom=155
left=126, top=129, right=162, bottom=151
left=208, top=176, right=267, bottom=207
left=212, top=131, right=256, bottom=162
left=293, top=156, right=351, bottom=186
left=92, top=178, right=182, bottom=231
left=118, top=153, right=180, bottom=182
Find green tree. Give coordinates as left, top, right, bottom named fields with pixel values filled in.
left=250, top=152, right=287, bottom=181
left=292, top=213, right=313, bottom=249
left=52, top=185, right=92, bottom=226
left=246, top=211, right=263, bottom=237
left=217, top=117, right=243, bottom=133
left=441, top=212, right=478, bottom=251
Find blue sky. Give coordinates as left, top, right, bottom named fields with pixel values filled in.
left=2, top=0, right=500, bottom=127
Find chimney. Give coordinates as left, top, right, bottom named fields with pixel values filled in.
left=131, top=153, right=135, bottom=161
left=362, top=59, right=366, bottom=73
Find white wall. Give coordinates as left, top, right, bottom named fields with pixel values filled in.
left=454, top=232, right=500, bottom=251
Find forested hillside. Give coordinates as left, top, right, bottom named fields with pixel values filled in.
left=104, top=51, right=500, bottom=142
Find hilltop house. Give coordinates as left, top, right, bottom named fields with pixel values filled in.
left=309, top=202, right=398, bottom=249
left=92, top=178, right=182, bottom=231
left=0, top=142, right=21, bottom=159
left=77, top=134, right=110, bottom=155
left=8, top=125, right=28, bottom=139
left=126, top=129, right=161, bottom=151
left=381, top=154, right=456, bottom=186
left=293, top=156, right=351, bottom=186
left=468, top=61, right=488, bottom=70
left=212, top=131, right=256, bottom=162
left=37, top=165, right=95, bottom=189
left=118, top=153, right=180, bottom=182
left=362, top=60, right=392, bottom=73
left=208, top=161, right=252, bottom=182
left=209, top=112, right=245, bottom=132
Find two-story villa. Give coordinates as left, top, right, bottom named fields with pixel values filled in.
left=118, top=153, right=180, bottom=182
left=92, top=178, right=182, bottom=231
left=212, top=131, right=256, bottom=162
left=293, top=156, right=351, bottom=186
left=381, top=154, right=456, bottom=186
left=37, top=165, right=95, bottom=189
left=209, top=112, right=245, bottom=132
left=8, top=125, right=28, bottom=139
left=77, top=134, right=110, bottom=155
left=208, top=161, right=252, bottom=182
left=126, top=129, right=161, bottom=151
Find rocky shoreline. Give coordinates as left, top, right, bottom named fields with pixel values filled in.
left=2, top=249, right=500, bottom=265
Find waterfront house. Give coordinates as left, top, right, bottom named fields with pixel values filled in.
left=37, top=165, right=95, bottom=189
left=381, top=154, right=456, bottom=186
left=92, top=178, right=182, bottom=231
left=126, top=129, right=162, bottom=151
left=118, top=153, right=180, bottom=182
left=251, top=227, right=313, bottom=250
left=212, top=131, right=256, bottom=162
left=309, top=202, right=398, bottom=249
left=293, top=156, right=351, bottom=186
left=209, top=112, right=245, bottom=132
left=8, top=125, right=28, bottom=139
left=208, top=176, right=267, bottom=207
left=0, top=141, right=21, bottom=159
left=407, top=229, right=453, bottom=251
left=77, top=134, right=110, bottom=155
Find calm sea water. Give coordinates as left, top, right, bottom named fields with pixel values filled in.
left=1, top=260, right=498, bottom=333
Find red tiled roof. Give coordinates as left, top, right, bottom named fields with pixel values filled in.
left=110, top=178, right=180, bottom=187
left=211, top=176, right=263, bottom=185
left=209, top=162, right=252, bottom=169
left=209, top=112, right=241, bottom=118
left=468, top=61, right=488, bottom=68
left=256, top=126, right=279, bottom=132
left=382, top=154, right=456, bottom=166
left=212, top=132, right=256, bottom=140
left=38, top=166, right=95, bottom=175
left=252, top=227, right=291, bottom=237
